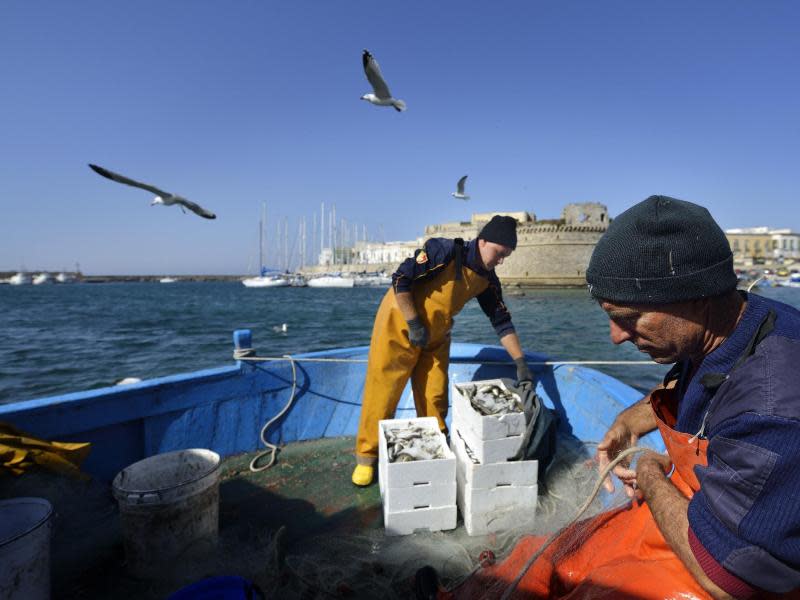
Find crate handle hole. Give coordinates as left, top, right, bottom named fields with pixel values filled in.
left=413, top=505, right=430, bottom=510
left=413, top=481, right=430, bottom=487
left=496, top=482, right=511, bottom=487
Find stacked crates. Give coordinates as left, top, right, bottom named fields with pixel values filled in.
left=378, top=417, right=457, bottom=536
left=450, top=379, right=539, bottom=535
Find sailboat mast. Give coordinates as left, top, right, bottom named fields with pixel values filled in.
left=312, top=212, right=317, bottom=266
left=283, top=218, right=288, bottom=272
left=259, top=203, right=265, bottom=275
left=300, top=217, right=306, bottom=270
left=331, top=204, right=336, bottom=266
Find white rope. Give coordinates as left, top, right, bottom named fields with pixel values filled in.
left=249, top=355, right=299, bottom=472
left=236, top=354, right=657, bottom=367
left=498, top=445, right=647, bottom=600
left=747, top=275, right=765, bottom=293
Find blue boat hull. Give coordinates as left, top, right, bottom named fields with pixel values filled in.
left=0, top=339, right=664, bottom=481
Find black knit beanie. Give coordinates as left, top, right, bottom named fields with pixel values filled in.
left=478, top=215, right=517, bottom=250
left=586, top=195, right=737, bottom=304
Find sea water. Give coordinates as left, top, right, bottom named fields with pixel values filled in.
left=2, top=282, right=798, bottom=405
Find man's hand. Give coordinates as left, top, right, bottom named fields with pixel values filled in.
left=596, top=420, right=640, bottom=497
left=635, top=450, right=672, bottom=498
left=514, top=357, right=533, bottom=386
left=406, top=317, right=429, bottom=348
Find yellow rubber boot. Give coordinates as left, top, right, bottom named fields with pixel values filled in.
left=351, top=464, right=374, bottom=487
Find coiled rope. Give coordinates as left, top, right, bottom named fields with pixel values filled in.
left=248, top=355, right=298, bottom=472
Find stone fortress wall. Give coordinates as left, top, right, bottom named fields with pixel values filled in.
left=307, top=202, right=610, bottom=287
left=423, top=203, right=609, bottom=286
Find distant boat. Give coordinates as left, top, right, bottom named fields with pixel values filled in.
left=242, top=272, right=289, bottom=288
left=354, top=272, right=392, bottom=287
left=55, top=272, right=77, bottom=284
left=242, top=203, right=290, bottom=288
left=159, top=277, right=178, bottom=284
left=307, top=274, right=355, bottom=288
left=288, top=274, right=307, bottom=287
left=32, top=273, right=53, bottom=285
left=8, top=272, right=32, bottom=285
left=779, top=273, right=800, bottom=288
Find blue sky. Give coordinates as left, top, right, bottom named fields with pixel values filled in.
left=1, top=2, right=798, bottom=275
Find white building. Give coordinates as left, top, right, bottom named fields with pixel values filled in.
left=769, top=229, right=800, bottom=261
left=352, top=240, right=422, bottom=266
left=725, top=227, right=800, bottom=262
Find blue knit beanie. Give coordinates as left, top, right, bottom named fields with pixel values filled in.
left=586, top=195, right=737, bottom=304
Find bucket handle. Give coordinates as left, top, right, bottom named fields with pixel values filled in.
left=127, top=492, right=162, bottom=505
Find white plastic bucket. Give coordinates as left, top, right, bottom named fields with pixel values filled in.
left=112, top=448, right=221, bottom=577
left=0, top=497, right=53, bottom=600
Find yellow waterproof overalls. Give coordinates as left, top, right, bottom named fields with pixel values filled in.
left=355, top=251, right=490, bottom=465
left=1, top=422, right=91, bottom=477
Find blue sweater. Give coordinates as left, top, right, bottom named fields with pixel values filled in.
left=675, top=293, right=800, bottom=595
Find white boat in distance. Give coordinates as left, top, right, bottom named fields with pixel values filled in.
left=242, top=272, right=290, bottom=288
left=56, top=272, right=77, bottom=283
left=8, top=272, right=33, bottom=285
left=242, top=203, right=290, bottom=288
left=159, top=277, right=178, bottom=284
left=32, top=273, right=53, bottom=285
left=354, top=272, right=392, bottom=287
left=778, top=274, right=800, bottom=288
left=307, top=275, right=355, bottom=288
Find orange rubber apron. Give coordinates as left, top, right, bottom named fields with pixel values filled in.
left=355, top=260, right=489, bottom=465
left=451, top=384, right=713, bottom=599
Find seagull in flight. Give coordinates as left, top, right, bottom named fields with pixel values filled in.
left=88, top=164, right=216, bottom=220
left=360, top=49, right=406, bottom=112
left=452, top=175, right=470, bottom=200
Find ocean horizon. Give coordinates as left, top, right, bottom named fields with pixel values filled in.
left=2, top=282, right=798, bottom=406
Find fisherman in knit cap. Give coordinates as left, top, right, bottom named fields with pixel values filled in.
left=352, top=215, right=533, bottom=486
left=451, top=196, right=800, bottom=599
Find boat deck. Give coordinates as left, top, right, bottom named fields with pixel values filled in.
left=1, top=434, right=606, bottom=599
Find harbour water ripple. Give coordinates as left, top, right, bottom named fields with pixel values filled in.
left=2, top=282, right=798, bottom=405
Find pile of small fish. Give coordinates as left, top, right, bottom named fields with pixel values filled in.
left=384, top=424, right=446, bottom=463
left=463, top=383, right=523, bottom=416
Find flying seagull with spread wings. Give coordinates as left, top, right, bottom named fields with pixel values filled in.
left=88, top=164, right=216, bottom=219
left=452, top=175, right=470, bottom=200
left=360, top=49, right=406, bottom=112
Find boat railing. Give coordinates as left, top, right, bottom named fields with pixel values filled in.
left=234, top=352, right=657, bottom=367
left=232, top=325, right=657, bottom=368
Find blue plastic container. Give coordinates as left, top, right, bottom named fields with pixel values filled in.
left=167, top=575, right=264, bottom=600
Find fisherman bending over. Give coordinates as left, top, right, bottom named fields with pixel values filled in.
left=450, top=196, right=800, bottom=599
left=352, top=215, right=532, bottom=486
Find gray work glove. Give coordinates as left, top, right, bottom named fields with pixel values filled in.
left=406, top=317, right=429, bottom=348
left=514, top=357, right=534, bottom=387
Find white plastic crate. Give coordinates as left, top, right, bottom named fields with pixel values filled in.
left=451, top=428, right=538, bottom=489
left=452, top=413, right=524, bottom=464
left=378, top=417, right=457, bottom=536
left=451, top=379, right=527, bottom=440
left=383, top=505, right=457, bottom=536
left=451, top=428, right=538, bottom=536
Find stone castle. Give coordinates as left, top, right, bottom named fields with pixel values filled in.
left=423, top=203, right=609, bottom=286
left=309, top=202, right=609, bottom=287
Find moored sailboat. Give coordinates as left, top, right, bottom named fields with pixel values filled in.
left=242, top=204, right=290, bottom=288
